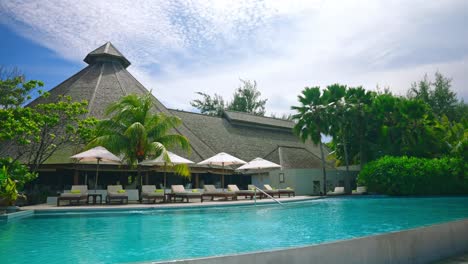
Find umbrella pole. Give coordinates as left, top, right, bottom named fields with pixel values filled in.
left=164, top=163, right=167, bottom=202
left=95, top=159, right=100, bottom=193
left=222, top=162, right=225, bottom=191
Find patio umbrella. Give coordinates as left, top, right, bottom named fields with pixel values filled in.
left=198, top=152, right=246, bottom=190
left=237, top=157, right=281, bottom=186
left=236, top=157, right=281, bottom=171
left=71, top=146, right=121, bottom=192
left=140, top=151, right=194, bottom=190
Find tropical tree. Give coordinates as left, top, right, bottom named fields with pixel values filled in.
left=408, top=72, right=461, bottom=121
left=292, top=87, right=330, bottom=195
left=191, top=79, right=268, bottom=116
left=190, top=92, right=225, bottom=117
left=344, top=87, right=375, bottom=166
left=323, top=84, right=351, bottom=178
left=88, top=93, right=191, bottom=188
left=227, top=79, right=267, bottom=116
left=0, top=71, right=94, bottom=173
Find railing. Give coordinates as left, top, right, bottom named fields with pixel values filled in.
left=253, top=186, right=284, bottom=206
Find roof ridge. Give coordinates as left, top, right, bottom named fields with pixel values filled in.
left=112, top=62, right=128, bottom=95
left=168, top=108, right=224, bottom=119
left=26, top=65, right=93, bottom=107
left=224, top=110, right=293, bottom=123
left=85, top=63, right=105, bottom=117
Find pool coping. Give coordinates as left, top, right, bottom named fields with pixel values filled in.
left=2, top=196, right=320, bottom=221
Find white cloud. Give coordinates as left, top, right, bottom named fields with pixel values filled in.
left=1, top=0, right=467, bottom=115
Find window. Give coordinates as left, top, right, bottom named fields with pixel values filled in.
left=279, top=172, right=285, bottom=183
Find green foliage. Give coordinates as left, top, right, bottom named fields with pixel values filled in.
left=0, top=166, right=19, bottom=206
left=0, top=67, right=44, bottom=109
left=190, top=92, right=225, bottom=117
left=190, top=79, right=267, bottom=116
left=0, top=158, right=37, bottom=191
left=298, top=75, right=467, bottom=168
left=291, top=86, right=331, bottom=194
left=227, top=79, right=267, bottom=116
left=408, top=72, right=463, bottom=122
left=0, top=95, right=94, bottom=172
left=357, top=156, right=468, bottom=195
left=0, top=71, right=95, bottom=172
left=88, top=93, right=191, bottom=176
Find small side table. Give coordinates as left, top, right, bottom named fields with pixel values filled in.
left=87, top=193, right=102, bottom=205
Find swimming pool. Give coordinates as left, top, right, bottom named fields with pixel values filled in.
left=1, top=196, right=468, bottom=264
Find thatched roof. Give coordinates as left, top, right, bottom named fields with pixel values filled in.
left=21, top=42, right=331, bottom=169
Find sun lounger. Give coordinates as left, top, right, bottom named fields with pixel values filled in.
left=248, top=184, right=279, bottom=199
left=141, top=185, right=165, bottom=203
left=264, top=184, right=295, bottom=198
left=227, top=185, right=254, bottom=199
left=352, top=186, right=367, bottom=195
left=106, top=185, right=128, bottom=204
left=328, top=186, right=345, bottom=196
left=57, top=185, right=88, bottom=206
left=170, top=185, right=201, bottom=203
left=201, top=185, right=236, bottom=202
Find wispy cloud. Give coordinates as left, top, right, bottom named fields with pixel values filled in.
left=1, top=0, right=467, bottom=114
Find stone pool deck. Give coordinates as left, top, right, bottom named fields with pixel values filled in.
left=435, top=252, right=468, bottom=264
left=21, top=195, right=319, bottom=212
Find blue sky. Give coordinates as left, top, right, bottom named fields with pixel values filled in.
left=1, top=0, right=467, bottom=115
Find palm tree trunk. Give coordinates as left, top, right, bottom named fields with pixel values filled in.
left=319, top=141, right=327, bottom=195
left=137, top=162, right=142, bottom=202
left=343, top=132, right=350, bottom=180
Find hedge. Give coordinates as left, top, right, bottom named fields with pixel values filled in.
left=357, top=156, right=468, bottom=195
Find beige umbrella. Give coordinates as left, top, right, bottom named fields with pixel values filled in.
left=237, top=157, right=281, bottom=186
left=71, top=146, right=121, bottom=192
left=198, top=152, right=246, bottom=190
left=236, top=157, right=281, bottom=171
left=140, top=151, right=194, bottom=189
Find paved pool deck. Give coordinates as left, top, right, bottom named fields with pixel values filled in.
left=435, top=252, right=468, bottom=264
left=22, top=195, right=319, bottom=212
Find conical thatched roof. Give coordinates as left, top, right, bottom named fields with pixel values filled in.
left=84, top=42, right=131, bottom=68
left=22, top=42, right=331, bottom=169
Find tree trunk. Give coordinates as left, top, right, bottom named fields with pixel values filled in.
left=137, top=162, right=142, bottom=202
left=343, top=132, right=350, bottom=179
left=319, top=141, right=327, bottom=195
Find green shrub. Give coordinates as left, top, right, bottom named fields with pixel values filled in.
left=357, top=156, right=468, bottom=195
left=0, top=158, right=37, bottom=191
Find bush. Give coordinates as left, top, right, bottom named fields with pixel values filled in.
left=357, top=156, right=468, bottom=195
left=0, top=158, right=37, bottom=191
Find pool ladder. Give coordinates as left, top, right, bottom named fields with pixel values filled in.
left=253, top=186, right=284, bottom=206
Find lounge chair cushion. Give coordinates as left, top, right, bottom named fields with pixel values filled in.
left=204, top=185, right=217, bottom=192
left=60, top=185, right=88, bottom=198
left=107, top=185, right=128, bottom=197
left=227, top=185, right=239, bottom=192
left=171, top=185, right=185, bottom=193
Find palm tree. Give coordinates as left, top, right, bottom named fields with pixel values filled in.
left=345, top=87, right=374, bottom=167
left=88, top=93, right=190, bottom=190
left=292, top=87, right=330, bottom=195
left=324, top=84, right=351, bottom=180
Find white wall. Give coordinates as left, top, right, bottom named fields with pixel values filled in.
left=254, top=168, right=359, bottom=195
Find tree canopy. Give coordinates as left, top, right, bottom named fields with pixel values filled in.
left=191, top=79, right=267, bottom=116
left=0, top=70, right=94, bottom=172
left=88, top=93, right=191, bottom=176
left=292, top=72, right=467, bottom=169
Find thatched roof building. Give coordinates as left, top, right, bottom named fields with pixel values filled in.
left=27, top=42, right=332, bottom=170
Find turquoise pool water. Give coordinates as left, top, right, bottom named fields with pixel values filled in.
left=1, top=196, right=468, bottom=264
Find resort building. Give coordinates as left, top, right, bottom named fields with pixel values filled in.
left=24, top=42, right=357, bottom=196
